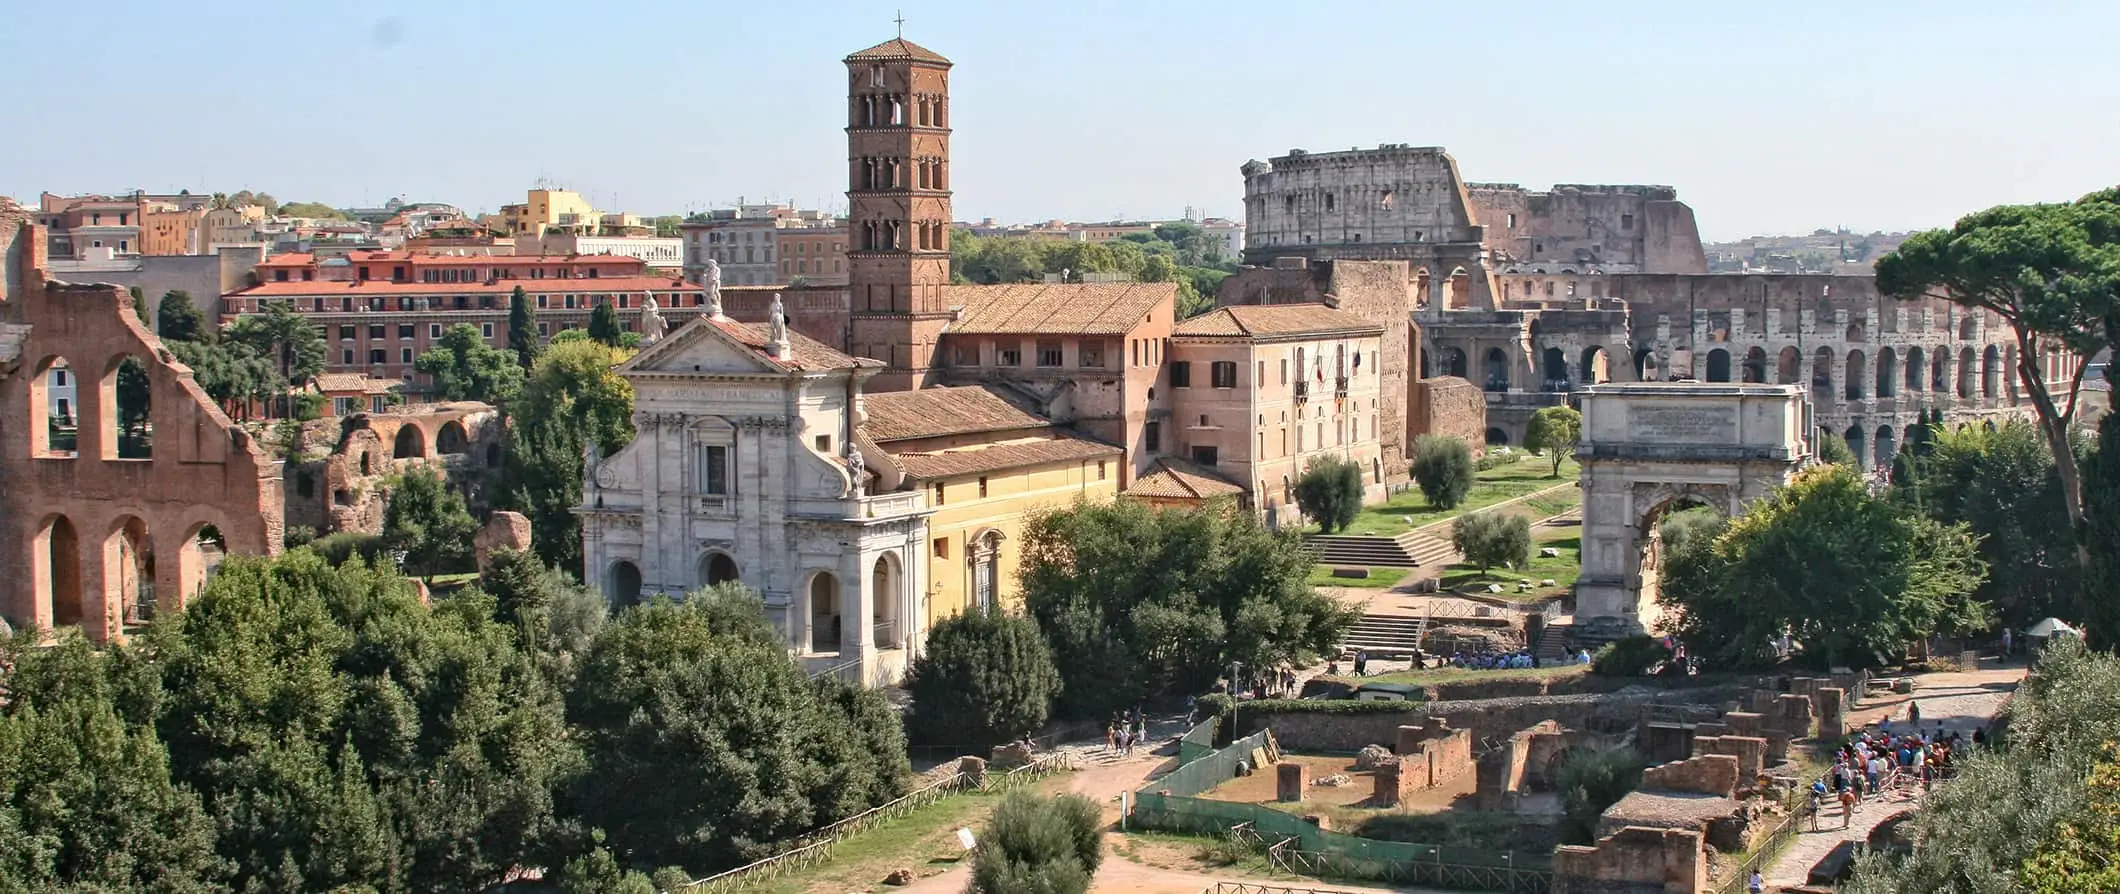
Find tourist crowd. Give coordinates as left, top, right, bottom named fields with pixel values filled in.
left=1809, top=700, right=1973, bottom=828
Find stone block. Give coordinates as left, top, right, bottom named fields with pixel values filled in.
left=1958, top=650, right=1981, bottom=671
left=1724, top=712, right=1764, bottom=737
left=957, top=756, right=988, bottom=778
left=989, top=742, right=1032, bottom=770
left=1763, top=728, right=1792, bottom=764
left=1706, top=735, right=1767, bottom=786
left=1816, top=687, right=1847, bottom=739
left=473, top=510, right=534, bottom=571
left=1642, top=753, right=1740, bottom=798
left=1395, top=725, right=1425, bottom=755
left=1277, top=761, right=1308, bottom=802
left=1750, top=689, right=1779, bottom=714
left=1774, top=693, right=1816, bottom=739
left=1694, top=721, right=1730, bottom=739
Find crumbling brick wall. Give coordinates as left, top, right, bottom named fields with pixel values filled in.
left=1552, top=826, right=1706, bottom=894
left=1476, top=720, right=1565, bottom=808
left=1409, top=375, right=1486, bottom=454
left=1639, top=753, right=1740, bottom=799
left=0, top=214, right=283, bottom=641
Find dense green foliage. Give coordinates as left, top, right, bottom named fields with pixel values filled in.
left=950, top=222, right=1234, bottom=318
left=1557, top=747, right=1644, bottom=845
left=155, top=289, right=209, bottom=344
left=508, top=285, right=542, bottom=371
left=1659, top=465, right=1989, bottom=668
left=381, top=466, right=478, bottom=579
left=2085, top=412, right=2120, bottom=645
left=1815, top=429, right=1859, bottom=465
left=1293, top=454, right=1364, bottom=533
left=1019, top=500, right=1354, bottom=717
left=1410, top=434, right=1475, bottom=510
left=1591, top=636, right=1666, bottom=677
left=906, top=608, right=1062, bottom=750
left=967, top=790, right=1104, bottom=894
left=225, top=300, right=327, bottom=389
left=1892, top=420, right=2082, bottom=630
left=276, top=200, right=344, bottom=220
left=1845, top=640, right=2120, bottom=893
left=566, top=587, right=910, bottom=871
left=1523, top=406, right=1582, bottom=477
left=415, top=323, right=525, bottom=404
left=588, top=300, right=623, bottom=346
left=1450, top=511, right=1531, bottom=573
left=500, top=340, right=636, bottom=575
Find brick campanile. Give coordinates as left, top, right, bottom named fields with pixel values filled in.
left=844, top=36, right=954, bottom=391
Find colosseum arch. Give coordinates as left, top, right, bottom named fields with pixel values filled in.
left=1875, top=347, right=1897, bottom=398
left=1741, top=347, right=1767, bottom=384
left=1776, top=347, right=1801, bottom=385
left=1580, top=345, right=1612, bottom=385
left=1574, top=384, right=1808, bottom=635
left=1904, top=347, right=1925, bottom=393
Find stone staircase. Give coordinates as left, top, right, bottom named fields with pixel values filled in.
left=1339, top=613, right=1429, bottom=659
left=1534, top=620, right=1575, bottom=665
left=1307, top=531, right=1460, bottom=569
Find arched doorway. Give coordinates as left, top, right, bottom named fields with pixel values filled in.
left=1442, top=347, right=1468, bottom=379
left=971, top=531, right=1003, bottom=610
left=1741, top=347, right=1767, bottom=384
left=1776, top=346, right=1801, bottom=385
left=1486, top=427, right=1510, bottom=446
left=1931, top=348, right=1949, bottom=393
left=1580, top=346, right=1611, bottom=385
left=1905, top=347, right=1925, bottom=393
left=35, top=515, right=84, bottom=628
left=105, top=516, right=155, bottom=627
left=172, top=521, right=220, bottom=613
left=1812, top=347, right=1836, bottom=399
left=1483, top=348, right=1510, bottom=392
left=1876, top=348, right=1897, bottom=398
left=1542, top=347, right=1569, bottom=388
left=1704, top=348, right=1732, bottom=383
left=1844, top=350, right=1867, bottom=401
left=1981, top=346, right=2001, bottom=398
left=394, top=425, right=427, bottom=459
left=1845, top=425, right=1867, bottom=470
left=436, top=420, right=469, bottom=454
left=698, top=552, right=739, bottom=587
left=1633, top=348, right=1656, bottom=382
left=809, top=572, right=842, bottom=653
left=605, top=560, right=643, bottom=607
left=1637, top=493, right=1729, bottom=614
left=872, top=553, right=901, bottom=648
left=1958, top=347, right=1976, bottom=398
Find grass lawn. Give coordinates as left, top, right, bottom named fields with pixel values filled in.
left=1357, top=663, right=1589, bottom=687
left=745, top=787, right=1006, bottom=894
left=1438, top=523, right=1583, bottom=601
left=1325, top=456, right=1581, bottom=539
left=1307, top=566, right=1412, bottom=590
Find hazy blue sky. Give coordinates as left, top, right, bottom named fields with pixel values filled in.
left=4, top=1, right=2115, bottom=240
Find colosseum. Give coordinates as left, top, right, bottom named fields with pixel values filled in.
left=1233, top=145, right=2044, bottom=469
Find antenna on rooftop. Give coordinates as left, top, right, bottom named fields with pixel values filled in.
left=895, top=10, right=905, bottom=37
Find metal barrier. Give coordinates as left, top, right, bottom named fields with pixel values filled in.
left=1203, top=882, right=1374, bottom=894
left=1177, top=716, right=1222, bottom=767
left=674, top=751, right=1072, bottom=894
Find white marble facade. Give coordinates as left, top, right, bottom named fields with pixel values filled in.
left=578, top=310, right=932, bottom=685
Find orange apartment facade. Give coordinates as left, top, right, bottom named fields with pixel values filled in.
left=222, top=251, right=703, bottom=384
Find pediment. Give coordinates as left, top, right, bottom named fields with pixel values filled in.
left=620, top=317, right=779, bottom=376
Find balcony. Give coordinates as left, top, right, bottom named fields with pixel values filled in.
left=856, top=490, right=926, bottom=519
left=1293, top=380, right=1310, bottom=404
left=1333, top=376, right=1349, bottom=401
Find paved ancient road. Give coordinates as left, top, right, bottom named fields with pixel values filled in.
left=1763, top=664, right=2022, bottom=889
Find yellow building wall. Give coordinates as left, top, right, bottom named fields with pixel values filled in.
left=919, top=456, right=1120, bottom=628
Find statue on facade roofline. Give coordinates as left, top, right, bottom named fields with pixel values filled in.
left=704, top=258, right=724, bottom=317
left=640, top=291, right=667, bottom=344
left=769, top=293, right=789, bottom=345
left=846, top=442, right=867, bottom=497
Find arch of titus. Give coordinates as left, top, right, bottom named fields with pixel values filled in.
left=1573, top=384, right=1811, bottom=638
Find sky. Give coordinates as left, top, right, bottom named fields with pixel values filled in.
left=3, top=1, right=2116, bottom=241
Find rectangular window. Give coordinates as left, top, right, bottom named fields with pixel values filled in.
left=933, top=537, right=949, bottom=559
left=700, top=445, right=729, bottom=495
left=815, top=434, right=832, bottom=453
left=429, top=324, right=442, bottom=339
left=1144, top=421, right=1161, bottom=452
left=1080, top=344, right=1103, bottom=368
left=481, top=322, right=494, bottom=338
left=370, top=396, right=386, bottom=413
left=1280, top=358, right=1289, bottom=384
left=400, top=348, right=413, bottom=363
left=342, top=349, right=354, bottom=364
left=538, top=323, right=549, bottom=336
left=1621, top=213, right=1635, bottom=230
left=1170, top=361, right=1192, bottom=388
left=338, top=325, right=356, bottom=340
left=1037, top=343, right=1063, bottom=367
left=1211, top=361, right=1237, bottom=389
left=1191, top=445, right=1219, bottom=466
left=369, top=325, right=385, bottom=340
left=1097, top=460, right=1107, bottom=481
left=999, top=348, right=1021, bottom=367
left=977, top=476, right=989, bottom=498
left=537, top=295, right=548, bottom=308
left=333, top=397, right=355, bottom=416
left=1258, top=360, right=1265, bottom=383
left=398, top=325, right=414, bottom=339
left=369, top=349, right=386, bottom=364
left=931, top=481, right=945, bottom=505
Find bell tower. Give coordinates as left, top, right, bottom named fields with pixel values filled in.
left=844, top=35, right=953, bottom=391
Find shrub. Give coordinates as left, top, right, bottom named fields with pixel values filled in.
left=1816, top=430, right=1858, bottom=465
left=1557, top=747, right=1645, bottom=845
left=1293, top=455, right=1365, bottom=533
left=906, top=608, right=1062, bottom=750
left=1475, top=449, right=1523, bottom=472
left=1411, top=435, right=1475, bottom=509
left=304, top=530, right=385, bottom=567
left=1523, top=406, right=1583, bottom=477
left=1451, top=511, right=1532, bottom=573
left=968, top=790, right=1103, bottom=894
left=1592, top=635, right=1666, bottom=677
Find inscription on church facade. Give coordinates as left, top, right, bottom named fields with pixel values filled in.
left=1627, top=405, right=1736, bottom=443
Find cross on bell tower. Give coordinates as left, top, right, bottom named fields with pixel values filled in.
left=844, top=32, right=953, bottom=391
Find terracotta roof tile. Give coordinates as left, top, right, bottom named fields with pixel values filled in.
left=706, top=317, right=877, bottom=373
left=844, top=37, right=952, bottom=64
left=943, top=282, right=1176, bottom=336
left=1174, top=303, right=1384, bottom=339
left=1124, top=458, right=1247, bottom=500
left=890, top=433, right=1120, bottom=480
left=861, top=385, right=1049, bottom=442
left=229, top=276, right=698, bottom=297
left=313, top=373, right=402, bottom=394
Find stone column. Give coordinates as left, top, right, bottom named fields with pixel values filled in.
left=1277, top=762, right=1308, bottom=802
left=1816, top=687, right=1846, bottom=739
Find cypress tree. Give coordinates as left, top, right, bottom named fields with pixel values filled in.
left=507, top=285, right=540, bottom=370
left=587, top=300, right=622, bottom=347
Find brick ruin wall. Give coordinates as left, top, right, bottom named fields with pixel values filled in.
left=1552, top=826, right=1707, bottom=894
left=0, top=213, right=283, bottom=642
left=282, top=404, right=505, bottom=538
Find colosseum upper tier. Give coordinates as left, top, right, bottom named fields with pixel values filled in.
left=1234, top=145, right=2050, bottom=468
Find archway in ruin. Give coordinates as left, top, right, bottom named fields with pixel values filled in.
left=1574, top=384, right=1808, bottom=635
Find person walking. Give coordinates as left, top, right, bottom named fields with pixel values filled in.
left=1908, top=700, right=1921, bottom=727
left=1105, top=722, right=1117, bottom=753
left=1354, top=649, right=1369, bottom=677
left=1748, top=869, right=1765, bottom=894
left=1840, top=787, right=1858, bottom=828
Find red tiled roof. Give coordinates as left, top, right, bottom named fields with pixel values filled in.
left=705, top=317, right=877, bottom=373
left=314, top=373, right=402, bottom=394
left=861, top=386, right=1049, bottom=442
left=230, top=276, right=698, bottom=297
left=1174, top=303, right=1383, bottom=339
left=889, top=433, right=1120, bottom=480
left=943, top=282, right=1177, bottom=336
left=845, top=37, right=952, bottom=64
left=257, top=252, right=316, bottom=267
left=1124, top=458, right=1246, bottom=500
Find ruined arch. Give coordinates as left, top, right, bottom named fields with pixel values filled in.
left=169, top=519, right=221, bottom=614
left=1875, top=347, right=1898, bottom=398
left=1446, top=267, right=1472, bottom=310
left=103, top=515, right=155, bottom=628
left=1486, top=427, right=1510, bottom=446
left=436, top=420, right=470, bottom=454
left=698, top=551, right=740, bottom=587
left=1442, top=346, right=1468, bottom=379
left=1704, top=348, right=1732, bottom=383
left=1543, top=347, right=1569, bottom=385
left=393, top=424, right=427, bottom=459
left=1741, top=347, right=1767, bottom=384
left=1580, top=345, right=1611, bottom=385
left=33, top=514, right=84, bottom=629
left=30, top=355, right=79, bottom=458
left=2004, top=343, right=2021, bottom=404
left=1958, top=347, right=1977, bottom=398
left=102, top=353, right=153, bottom=460
left=1959, top=316, right=1978, bottom=340
left=1633, top=348, right=1655, bottom=382
left=1775, top=346, right=1801, bottom=385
